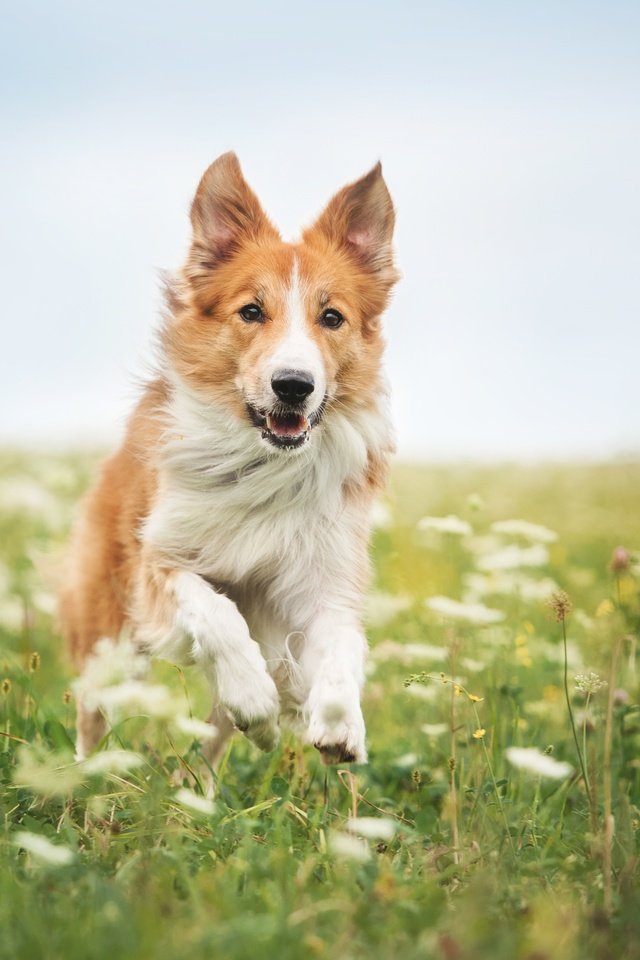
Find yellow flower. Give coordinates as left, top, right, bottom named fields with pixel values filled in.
left=454, top=685, right=462, bottom=697
left=473, top=728, right=486, bottom=739
left=595, top=598, right=615, bottom=618
left=468, top=693, right=484, bottom=703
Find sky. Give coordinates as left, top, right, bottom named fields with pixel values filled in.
left=1, top=0, right=639, bottom=459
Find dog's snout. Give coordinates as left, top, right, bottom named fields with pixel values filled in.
left=271, top=370, right=315, bottom=405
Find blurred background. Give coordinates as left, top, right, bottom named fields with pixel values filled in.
left=1, top=0, right=639, bottom=460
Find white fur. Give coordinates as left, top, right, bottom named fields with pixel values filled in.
left=241, top=257, right=326, bottom=417
left=171, top=570, right=280, bottom=751
left=266, top=258, right=326, bottom=404
left=140, top=361, right=394, bottom=759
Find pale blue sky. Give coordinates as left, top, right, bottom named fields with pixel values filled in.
left=2, top=1, right=639, bottom=458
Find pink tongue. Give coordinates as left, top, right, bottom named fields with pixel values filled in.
left=268, top=413, right=306, bottom=437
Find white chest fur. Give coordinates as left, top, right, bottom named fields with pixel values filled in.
left=142, top=381, right=392, bottom=624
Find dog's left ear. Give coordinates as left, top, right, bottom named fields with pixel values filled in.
left=305, top=163, right=398, bottom=285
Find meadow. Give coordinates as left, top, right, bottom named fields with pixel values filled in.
left=0, top=451, right=639, bottom=960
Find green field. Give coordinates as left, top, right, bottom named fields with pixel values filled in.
left=1, top=452, right=639, bottom=960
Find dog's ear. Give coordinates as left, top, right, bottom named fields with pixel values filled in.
left=189, top=153, right=279, bottom=267
left=305, top=163, right=398, bottom=284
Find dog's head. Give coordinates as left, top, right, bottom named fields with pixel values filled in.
left=164, top=152, right=399, bottom=452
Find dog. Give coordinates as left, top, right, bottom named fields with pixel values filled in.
left=59, top=152, right=398, bottom=769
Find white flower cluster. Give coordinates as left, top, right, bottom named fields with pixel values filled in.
left=418, top=515, right=472, bottom=537
left=505, top=746, right=572, bottom=780
left=574, top=672, right=608, bottom=695
left=425, top=595, right=505, bottom=626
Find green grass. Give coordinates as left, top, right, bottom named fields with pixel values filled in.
left=1, top=452, right=639, bottom=960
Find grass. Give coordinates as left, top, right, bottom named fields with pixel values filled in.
left=0, top=451, right=639, bottom=960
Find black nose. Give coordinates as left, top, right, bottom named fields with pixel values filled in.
left=271, top=370, right=315, bottom=405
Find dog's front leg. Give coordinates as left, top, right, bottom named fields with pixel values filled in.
left=301, top=613, right=368, bottom=764
left=170, top=571, right=280, bottom=752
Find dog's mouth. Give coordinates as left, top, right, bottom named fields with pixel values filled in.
left=247, top=402, right=325, bottom=450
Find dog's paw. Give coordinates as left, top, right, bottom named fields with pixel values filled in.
left=306, top=683, right=367, bottom=765
left=217, top=653, right=281, bottom=753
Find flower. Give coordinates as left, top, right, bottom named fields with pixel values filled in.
left=421, top=723, right=448, bottom=737
left=175, top=716, right=218, bottom=740
left=477, top=544, right=549, bottom=572
left=13, top=747, right=83, bottom=797
left=425, top=595, right=505, bottom=625
left=548, top=591, right=573, bottom=622
left=491, top=520, right=558, bottom=544
left=365, top=592, right=412, bottom=627
left=472, top=728, right=486, bottom=739
left=505, top=746, right=573, bottom=780
left=370, top=500, right=392, bottom=529
left=372, top=640, right=449, bottom=665
left=174, top=788, right=215, bottom=816
left=13, top=832, right=75, bottom=866
left=93, top=680, right=180, bottom=719
left=418, top=515, right=472, bottom=537
left=610, top=547, right=630, bottom=574
left=345, top=817, right=396, bottom=841
left=595, top=599, right=615, bottom=618
left=328, top=832, right=371, bottom=863
left=82, top=750, right=145, bottom=776
left=574, top=672, right=607, bottom=695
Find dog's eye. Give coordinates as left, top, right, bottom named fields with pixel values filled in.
left=319, top=309, right=345, bottom=330
left=239, top=303, right=264, bottom=323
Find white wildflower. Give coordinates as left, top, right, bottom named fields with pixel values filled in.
left=404, top=683, right=439, bottom=702
left=370, top=500, right=392, bottom=529
left=93, top=680, right=179, bottom=719
left=14, top=747, right=83, bottom=797
left=467, top=534, right=505, bottom=557
left=505, top=746, right=573, bottom=780
left=463, top=571, right=558, bottom=603
left=13, top=832, right=75, bottom=866
left=82, top=750, right=144, bottom=775
left=175, top=788, right=215, bottom=816
left=328, top=832, right=371, bottom=863
left=574, top=672, right=608, bottom=695
left=491, top=520, right=558, bottom=543
left=0, top=478, right=64, bottom=527
left=460, top=657, right=487, bottom=673
left=0, top=596, right=24, bottom=631
left=345, top=816, right=396, bottom=841
left=72, top=638, right=181, bottom=719
left=365, top=592, right=411, bottom=627
left=372, top=640, right=449, bottom=665
left=421, top=723, right=448, bottom=737
left=476, top=544, right=549, bottom=572
left=32, top=591, right=57, bottom=616
left=74, top=637, right=148, bottom=699
left=425, top=595, right=505, bottom=625
left=418, top=515, right=472, bottom=537
left=176, top=716, right=218, bottom=740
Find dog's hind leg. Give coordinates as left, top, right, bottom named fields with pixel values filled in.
left=75, top=698, right=108, bottom=761
left=199, top=704, right=236, bottom=796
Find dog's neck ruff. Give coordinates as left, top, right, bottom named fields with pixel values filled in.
left=142, top=374, right=394, bottom=584
left=159, top=373, right=391, bottom=509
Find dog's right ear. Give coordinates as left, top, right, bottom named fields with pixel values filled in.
left=189, top=153, right=279, bottom=269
